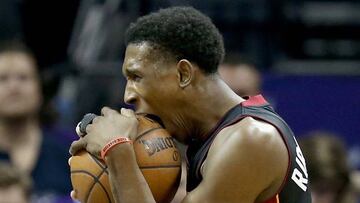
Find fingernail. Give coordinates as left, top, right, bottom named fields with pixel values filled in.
left=68, top=157, right=72, bottom=166
left=70, top=190, right=77, bottom=199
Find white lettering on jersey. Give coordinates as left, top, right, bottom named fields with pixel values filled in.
left=291, top=137, right=309, bottom=191
left=291, top=168, right=308, bottom=191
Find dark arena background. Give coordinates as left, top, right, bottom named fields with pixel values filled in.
left=0, top=0, right=359, bottom=203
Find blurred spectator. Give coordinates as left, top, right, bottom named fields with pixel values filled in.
left=299, top=131, right=360, bottom=203
left=0, top=41, right=72, bottom=202
left=67, top=0, right=142, bottom=124
left=0, top=161, right=32, bottom=203
left=219, top=53, right=262, bottom=97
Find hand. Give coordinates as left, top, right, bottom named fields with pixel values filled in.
left=69, top=107, right=139, bottom=157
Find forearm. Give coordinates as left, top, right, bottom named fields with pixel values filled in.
left=105, top=143, right=156, bottom=203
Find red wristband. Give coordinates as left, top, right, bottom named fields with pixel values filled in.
left=101, top=137, right=132, bottom=160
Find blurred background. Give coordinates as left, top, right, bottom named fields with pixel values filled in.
left=0, top=0, right=359, bottom=202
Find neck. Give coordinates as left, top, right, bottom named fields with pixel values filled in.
left=0, top=116, right=40, bottom=147
left=182, top=75, right=245, bottom=142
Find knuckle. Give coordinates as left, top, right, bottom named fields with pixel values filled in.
left=92, top=116, right=101, bottom=123
left=101, top=106, right=108, bottom=113
left=85, top=124, right=93, bottom=133
left=70, top=140, right=79, bottom=148
left=70, top=140, right=87, bottom=155
left=69, top=141, right=79, bottom=155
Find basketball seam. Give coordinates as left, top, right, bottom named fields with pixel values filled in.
left=71, top=170, right=113, bottom=202
left=86, top=170, right=100, bottom=203
left=139, top=164, right=181, bottom=169
left=89, top=153, right=109, bottom=174
left=71, top=170, right=97, bottom=176
left=97, top=169, right=113, bottom=203
left=135, top=127, right=163, bottom=141
left=78, top=165, right=108, bottom=203
left=71, top=170, right=110, bottom=201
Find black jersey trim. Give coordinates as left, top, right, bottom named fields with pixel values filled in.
left=242, top=115, right=292, bottom=203
left=193, top=113, right=292, bottom=198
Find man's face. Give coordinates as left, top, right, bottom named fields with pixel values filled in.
left=0, top=52, right=42, bottom=119
left=122, top=43, right=186, bottom=142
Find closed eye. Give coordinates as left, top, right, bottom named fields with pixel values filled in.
left=127, top=74, right=142, bottom=82
left=123, top=66, right=143, bottom=82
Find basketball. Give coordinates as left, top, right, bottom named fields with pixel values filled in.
left=70, top=115, right=182, bottom=203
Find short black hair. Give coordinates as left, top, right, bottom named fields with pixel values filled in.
left=0, top=40, right=34, bottom=58
left=125, top=6, right=225, bottom=74
left=0, top=161, right=32, bottom=198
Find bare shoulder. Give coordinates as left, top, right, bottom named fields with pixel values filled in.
left=207, top=117, right=288, bottom=178
left=209, top=117, right=285, bottom=155
left=183, top=117, right=289, bottom=203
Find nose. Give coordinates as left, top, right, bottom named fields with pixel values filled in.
left=5, top=76, right=21, bottom=89
left=124, top=84, right=137, bottom=106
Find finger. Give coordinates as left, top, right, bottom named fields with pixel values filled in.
left=69, top=139, right=87, bottom=155
left=91, top=116, right=103, bottom=124
left=70, top=190, right=77, bottom=200
left=85, top=123, right=93, bottom=134
left=121, top=108, right=136, bottom=118
left=101, top=106, right=119, bottom=117
left=76, top=113, right=97, bottom=137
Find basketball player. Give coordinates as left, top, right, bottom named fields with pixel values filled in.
left=70, top=7, right=311, bottom=203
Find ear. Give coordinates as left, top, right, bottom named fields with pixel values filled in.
left=176, top=59, right=194, bottom=88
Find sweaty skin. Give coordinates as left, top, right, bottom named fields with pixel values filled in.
left=70, top=42, right=289, bottom=203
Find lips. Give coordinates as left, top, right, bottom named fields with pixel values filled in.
left=135, top=111, right=165, bottom=128
left=135, top=109, right=156, bottom=116
left=3, top=95, right=26, bottom=103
